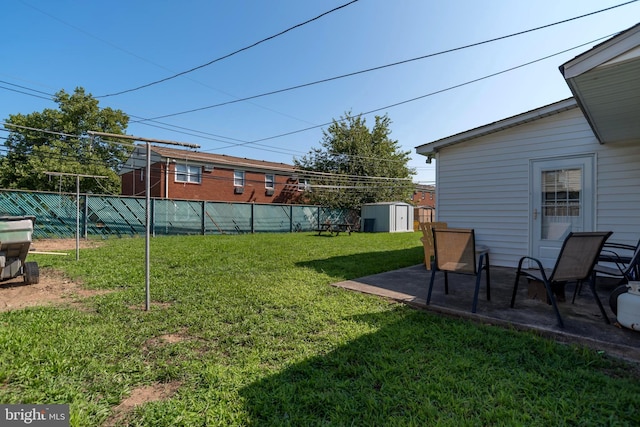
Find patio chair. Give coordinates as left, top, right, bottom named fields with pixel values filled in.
left=593, top=239, right=640, bottom=282
left=510, top=231, right=612, bottom=328
left=426, top=228, right=490, bottom=313
left=419, top=222, right=447, bottom=270
left=575, top=238, right=640, bottom=305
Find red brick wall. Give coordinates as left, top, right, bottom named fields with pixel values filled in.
left=411, top=190, right=436, bottom=208
left=122, top=162, right=304, bottom=204
left=120, top=163, right=164, bottom=197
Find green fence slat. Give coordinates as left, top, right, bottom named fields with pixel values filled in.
left=0, top=189, right=358, bottom=238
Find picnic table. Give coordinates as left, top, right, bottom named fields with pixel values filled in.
left=317, top=222, right=354, bottom=236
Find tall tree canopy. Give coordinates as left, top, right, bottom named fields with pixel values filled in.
left=295, top=112, right=415, bottom=209
left=0, top=87, right=131, bottom=193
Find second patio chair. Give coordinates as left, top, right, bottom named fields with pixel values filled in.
left=419, top=221, right=447, bottom=270
left=427, top=228, right=490, bottom=313
left=511, top=231, right=612, bottom=328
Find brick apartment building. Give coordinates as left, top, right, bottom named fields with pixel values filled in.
left=120, top=145, right=305, bottom=204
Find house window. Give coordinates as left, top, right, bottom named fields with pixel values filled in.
left=175, top=164, right=201, bottom=183
left=234, top=170, right=245, bottom=187
left=298, top=178, right=310, bottom=191
left=265, top=174, right=274, bottom=189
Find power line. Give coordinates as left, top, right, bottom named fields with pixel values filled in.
left=1, top=8, right=633, bottom=167
left=246, top=32, right=616, bottom=144
left=97, top=0, right=360, bottom=98
left=0, top=32, right=614, bottom=171
left=3, top=2, right=634, bottom=157
left=130, top=0, right=638, bottom=123
left=0, top=84, right=52, bottom=101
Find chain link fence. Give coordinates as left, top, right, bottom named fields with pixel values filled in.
left=0, top=189, right=360, bottom=239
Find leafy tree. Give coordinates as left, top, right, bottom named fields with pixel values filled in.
left=0, top=87, right=131, bottom=193
left=295, top=112, right=415, bottom=209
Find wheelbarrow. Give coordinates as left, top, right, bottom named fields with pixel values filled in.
left=0, top=216, right=39, bottom=285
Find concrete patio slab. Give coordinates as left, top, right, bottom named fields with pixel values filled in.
left=332, top=264, right=640, bottom=363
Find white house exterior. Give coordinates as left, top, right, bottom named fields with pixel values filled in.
left=415, top=23, right=640, bottom=269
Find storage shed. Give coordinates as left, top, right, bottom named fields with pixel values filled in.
left=361, top=202, right=414, bottom=233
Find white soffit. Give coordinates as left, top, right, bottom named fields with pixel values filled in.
left=560, top=23, right=640, bottom=144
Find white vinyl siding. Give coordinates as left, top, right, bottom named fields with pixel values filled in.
left=594, top=138, right=640, bottom=244
left=434, top=107, right=638, bottom=268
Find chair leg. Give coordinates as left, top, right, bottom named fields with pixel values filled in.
left=542, top=281, right=565, bottom=328
left=588, top=279, right=610, bottom=324
left=427, top=268, right=437, bottom=305
left=472, top=268, right=482, bottom=313
left=444, top=272, right=449, bottom=295
left=511, top=268, right=522, bottom=308
left=572, top=278, right=585, bottom=304
left=572, top=281, right=579, bottom=304
left=484, top=253, right=491, bottom=301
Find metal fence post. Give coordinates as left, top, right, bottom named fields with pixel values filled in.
left=83, top=194, right=88, bottom=239
left=201, top=201, right=206, bottom=235
left=250, top=203, right=255, bottom=234
left=289, top=205, right=293, bottom=233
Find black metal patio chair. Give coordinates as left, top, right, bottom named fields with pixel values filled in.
left=510, top=231, right=612, bottom=328
left=427, top=228, right=490, bottom=313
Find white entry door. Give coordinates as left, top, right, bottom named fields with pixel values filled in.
left=531, top=156, right=594, bottom=268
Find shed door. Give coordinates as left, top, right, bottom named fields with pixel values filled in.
left=530, top=156, right=594, bottom=268
left=395, top=204, right=409, bottom=232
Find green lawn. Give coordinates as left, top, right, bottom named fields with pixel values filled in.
left=1, top=232, right=639, bottom=426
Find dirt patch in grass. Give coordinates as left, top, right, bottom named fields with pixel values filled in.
left=103, top=381, right=182, bottom=427
left=0, top=269, right=110, bottom=312
left=0, top=239, right=108, bottom=312
left=30, top=238, right=105, bottom=252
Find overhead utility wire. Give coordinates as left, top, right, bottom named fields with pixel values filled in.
left=0, top=80, right=53, bottom=97
left=2, top=9, right=629, bottom=164
left=244, top=32, right=617, bottom=144
left=0, top=33, right=614, bottom=167
left=19, top=0, right=315, bottom=128
left=97, top=0, right=360, bottom=98
left=3, top=3, right=630, bottom=156
left=131, top=0, right=637, bottom=123
left=0, top=84, right=52, bottom=101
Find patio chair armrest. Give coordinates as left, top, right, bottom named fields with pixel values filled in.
left=516, top=256, right=550, bottom=282
left=603, top=242, right=636, bottom=252
left=517, top=256, right=545, bottom=270
left=598, top=249, right=628, bottom=272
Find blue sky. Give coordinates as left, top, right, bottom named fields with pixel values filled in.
left=2, top=0, right=639, bottom=185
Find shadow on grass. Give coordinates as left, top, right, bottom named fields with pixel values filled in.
left=239, top=308, right=640, bottom=426
left=239, top=309, right=439, bottom=425
left=296, top=247, right=423, bottom=280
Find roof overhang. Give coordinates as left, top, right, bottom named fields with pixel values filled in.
left=415, top=98, right=578, bottom=156
left=559, top=23, right=640, bottom=144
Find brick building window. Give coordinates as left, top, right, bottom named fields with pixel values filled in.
left=175, top=164, right=201, bottom=183
left=265, top=174, right=274, bottom=189
left=234, top=170, right=245, bottom=187
left=298, top=178, right=309, bottom=191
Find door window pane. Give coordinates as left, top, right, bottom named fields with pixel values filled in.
left=541, top=168, right=582, bottom=239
